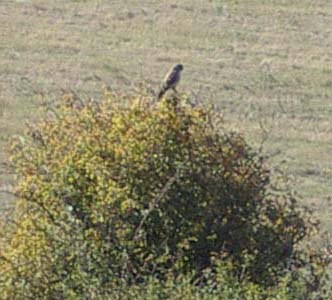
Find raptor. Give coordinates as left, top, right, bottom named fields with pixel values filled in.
left=157, top=64, right=184, bottom=100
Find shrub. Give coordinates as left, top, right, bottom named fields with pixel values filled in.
left=0, top=88, right=330, bottom=298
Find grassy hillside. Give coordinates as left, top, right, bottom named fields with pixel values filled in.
left=0, top=0, right=331, bottom=228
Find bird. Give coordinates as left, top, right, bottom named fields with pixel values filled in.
left=157, top=64, right=184, bottom=100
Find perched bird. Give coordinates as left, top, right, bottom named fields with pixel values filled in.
left=157, top=64, right=184, bottom=100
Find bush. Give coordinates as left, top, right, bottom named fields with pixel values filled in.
left=1, top=89, right=330, bottom=299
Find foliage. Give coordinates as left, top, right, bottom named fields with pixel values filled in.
left=100, top=261, right=304, bottom=300
left=0, top=89, right=330, bottom=299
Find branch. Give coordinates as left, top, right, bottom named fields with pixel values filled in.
left=133, top=168, right=180, bottom=241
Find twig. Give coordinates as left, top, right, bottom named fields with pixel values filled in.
left=133, top=168, right=180, bottom=241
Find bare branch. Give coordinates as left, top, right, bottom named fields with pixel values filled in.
left=133, top=168, right=180, bottom=241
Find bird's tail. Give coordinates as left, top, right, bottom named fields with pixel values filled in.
left=157, top=86, right=167, bottom=100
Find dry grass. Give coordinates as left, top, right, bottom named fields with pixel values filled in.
left=0, top=0, right=331, bottom=227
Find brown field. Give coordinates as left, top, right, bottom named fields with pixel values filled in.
left=0, top=1, right=331, bottom=228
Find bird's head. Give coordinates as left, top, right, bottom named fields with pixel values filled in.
left=174, top=64, right=184, bottom=71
